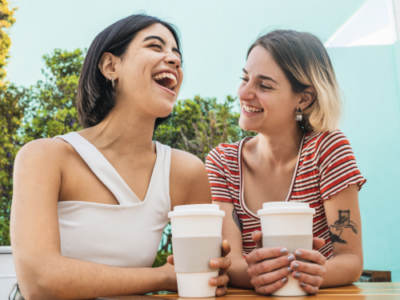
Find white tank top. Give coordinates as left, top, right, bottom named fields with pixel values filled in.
left=56, top=132, right=171, bottom=268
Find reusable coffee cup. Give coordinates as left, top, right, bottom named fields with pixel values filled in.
left=257, top=202, right=315, bottom=297
left=169, top=204, right=225, bottom=298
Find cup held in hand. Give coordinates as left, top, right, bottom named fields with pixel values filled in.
left=257, top=202, right=315, bottom=296
left=169, top=204, right=225, bottom=298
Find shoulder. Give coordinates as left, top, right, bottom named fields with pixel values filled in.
left=170, top=148, right=206, bottom=180
left=15, top=137, right=74, bottom=168
left=304, top=130, right=352, bottom=156
left=206, top=140, right=244, bottom=165
left=15, top=138, right=75, bottom=176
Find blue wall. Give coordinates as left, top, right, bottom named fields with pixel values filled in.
left=328, top=43, right=400, bottom=282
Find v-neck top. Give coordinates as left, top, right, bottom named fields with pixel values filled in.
left=56, top=132, right=171, bottom=268
left=206, top=130, right=366, bottom=258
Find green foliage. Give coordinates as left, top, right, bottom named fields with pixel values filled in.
left=0, top=0, right=20, bottom=245
left=21, top=49, right=85, bottom=142
left=155, top=95, right=253, bottom=161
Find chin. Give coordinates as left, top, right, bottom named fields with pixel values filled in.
left=239, top=117, right=258, bottom=132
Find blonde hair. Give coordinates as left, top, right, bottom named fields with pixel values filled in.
left=248, top=30, right=342, bottom=132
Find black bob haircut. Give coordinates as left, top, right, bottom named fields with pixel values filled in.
left=77, top=14, right=182, bottom=129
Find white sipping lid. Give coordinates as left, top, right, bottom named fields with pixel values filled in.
left=257, top=202, right=315, bottom=216
left=168, top=204, right=225, bottom=218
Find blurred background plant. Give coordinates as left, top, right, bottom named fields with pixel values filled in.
left=0, top=2, right=254, bottom=264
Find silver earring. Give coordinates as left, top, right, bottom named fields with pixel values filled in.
left=295, top=108, right=303, bottom=122
left=111, top=76, right=115, bottom=88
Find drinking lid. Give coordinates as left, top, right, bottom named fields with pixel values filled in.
left=168, top=204, right=225, bottom=218
left=257, top=202, right=315, bottom=216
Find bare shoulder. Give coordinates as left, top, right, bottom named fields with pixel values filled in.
left=170, top=148, right=205, bottom=176
left=170, top=149, right=211, bottom=206
left=15, top=137, right=74, bottom=170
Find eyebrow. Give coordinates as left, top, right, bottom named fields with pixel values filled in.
left=143, top=35, right=182, bottom=58
left=243, top=68, right=278, bottom=84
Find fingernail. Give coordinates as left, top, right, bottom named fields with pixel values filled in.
left=300, top=282, right=306, bottom=288
left=282, top=277, right=288, bottom=283
left=293, top=262, right=299, bottom=269
left=287, top=254, right=295, bottom=262
left=287, top=266, right=292, bottom=272
left=295, top=250, right=302, bottom=257
left=294, top=272, right=301, bottom=279
left=280, top=248, right=288, bottom=255
left=211, top=259, right=218, bottom=266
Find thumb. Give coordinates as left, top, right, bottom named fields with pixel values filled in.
left=252, top=231, right=263, bottom=248
left=313, top=238, right=325, bottom=250
left=167, top=255, right=174, bottom=266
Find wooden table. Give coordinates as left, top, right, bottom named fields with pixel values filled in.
left=98, top=283, right=400, bottom=300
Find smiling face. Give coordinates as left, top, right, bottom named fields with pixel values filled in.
left=238, top=45, right=303, bottom=134
left=101, top=23, right=183, bottom=121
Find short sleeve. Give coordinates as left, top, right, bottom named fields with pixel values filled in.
left=205, top=147, right=233, bottom=203
left=318, top=131, right=366, bottom=201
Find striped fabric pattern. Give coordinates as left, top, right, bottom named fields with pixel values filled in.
left=206, top=130, right=366, bottom=258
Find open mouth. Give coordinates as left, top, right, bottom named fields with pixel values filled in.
left=243, top=104, right=264, bottom=113
left=152, top=72, right=177, bottom=91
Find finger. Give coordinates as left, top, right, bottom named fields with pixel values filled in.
left=251, top=231, right=263, bottom=248
left=312, top=238, right=325, bottom=250
left=291, top=271, right=324, bottom=287
left=250, top=266, right=291, bottom=287
left=294, top=249, right=326, bottom=266
left=247, top=254, right=295, bottom=277
left=210, top=257, right=231, bottom=269
left=299, top=282, right=319, bottom=295
left=221, top=239, right=231, bottom=257
left=210, top=273, right=229, bottom=287
left=246, top=246, right=289, bottom=264
left=291, top=260, right=326, bottom=277
left=216, top=285, right=227, bottom=297
left=166, top=255, right=174, bottom=265
left=256, top=277, right=288, bottom=295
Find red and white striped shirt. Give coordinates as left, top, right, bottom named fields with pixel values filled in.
left=206, top=130, right=366, bottom=258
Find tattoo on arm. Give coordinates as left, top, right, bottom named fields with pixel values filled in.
left=232, top=208, right=242, bottom=232
left=329, top=210, right=358, bottom=244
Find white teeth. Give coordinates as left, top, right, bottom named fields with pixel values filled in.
left=152, top=72, right=177, bottom=89
left=243, top=104, right=263, bottom=113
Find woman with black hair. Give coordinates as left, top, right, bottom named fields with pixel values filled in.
left=10, top=14, right=230, bottom=299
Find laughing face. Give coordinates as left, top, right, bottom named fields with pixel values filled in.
left=237, top=45, right=302, bottom=134
left=102, top=23, right=183, bottom=121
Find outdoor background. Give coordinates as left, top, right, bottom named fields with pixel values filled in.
left=1, top=0, right=399, bottom=282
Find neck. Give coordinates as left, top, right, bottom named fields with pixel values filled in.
left=251, top=125, right=304, bottom=167
left=81, top=101, right=156, bottom=156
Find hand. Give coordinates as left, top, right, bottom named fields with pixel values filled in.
left=209, top=239, right=231, bottom=296
left=247, top=231, right=326, bottom=295
left=289, top=239, right=326, bottom=294
left=167, top=240, right=231, bottom=297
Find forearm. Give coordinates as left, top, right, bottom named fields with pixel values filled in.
left=321, top=253, right=363, bottom=288
left=19, top=254, right=175, bottom=300
left=226, top=256, right=253, bottom=289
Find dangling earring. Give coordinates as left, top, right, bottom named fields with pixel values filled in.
left=111, top=76, right=115, bottom=88
left=295, top=108, right=303, bottom=122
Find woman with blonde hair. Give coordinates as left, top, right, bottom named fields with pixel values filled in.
left=206, top=30, right=365, bottom=295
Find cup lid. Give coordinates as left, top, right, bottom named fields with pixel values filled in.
left=257, top=202, right=315, bottom=216
left=168, top=204, right=225, bottom=218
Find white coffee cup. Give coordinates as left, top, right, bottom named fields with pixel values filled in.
left=257, top=202, right=315, bottom=296
left=169, top=204, right=225, bottom=298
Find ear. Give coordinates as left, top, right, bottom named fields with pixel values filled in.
left=298, top=86, right=317, bottom=110
left=98, top=52, right=119, bottom=81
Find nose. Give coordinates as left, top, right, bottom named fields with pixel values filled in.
left=238, top=80, right=255, bottom=102
left=164, top=52, right=181, bottom=68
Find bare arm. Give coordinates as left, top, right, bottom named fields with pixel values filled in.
left=321, top=184, right=363, bottom=287
left=11, top=140, right=175, bottom=300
